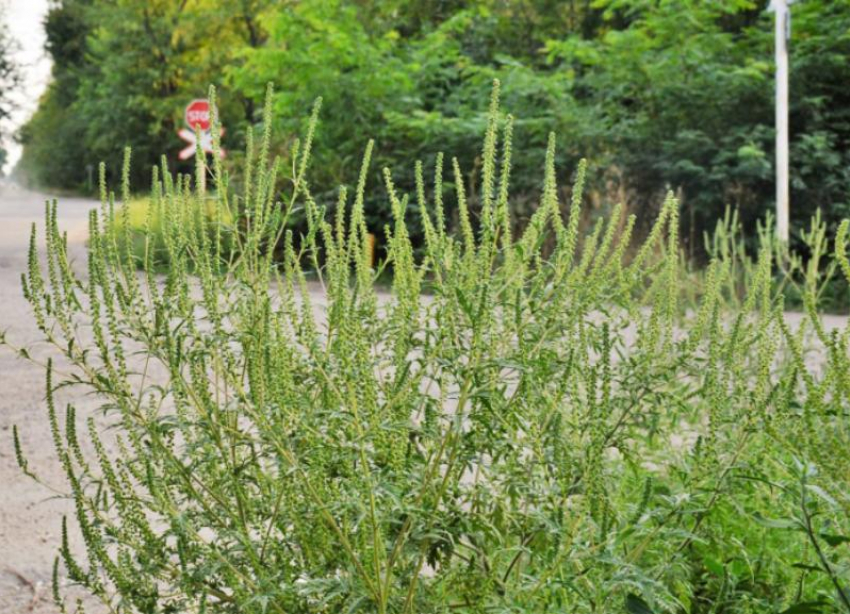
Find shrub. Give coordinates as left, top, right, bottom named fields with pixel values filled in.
left=115, top=191, right=236, bottom=270
left=7, top=83, right=850, bottom=614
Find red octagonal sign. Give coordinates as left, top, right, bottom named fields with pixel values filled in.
left=185, top=99, right=211, bottom=132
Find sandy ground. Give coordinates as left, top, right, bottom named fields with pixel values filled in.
left=0, top=181, right=105, bottom=613
left=0, top=181, right=846, bottom=613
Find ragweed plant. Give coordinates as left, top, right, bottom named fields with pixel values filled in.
left=7, top=83, right=850, bottom=614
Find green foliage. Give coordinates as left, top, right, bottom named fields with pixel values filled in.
left=20, top=0, right=850, bottom=255
left=548, top=0, right=850, bottom=250
left=230, top=1, right=595, bottom=240
left=7, top=83, right=850, bottom=614
left=16, top=0, right=268, bottom=189
left=699, top=207, right=850, bottom=313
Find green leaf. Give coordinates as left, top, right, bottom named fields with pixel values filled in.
left=819, top=533, right=850, bottom=547
left=455, top=287, right=475, bottom=321
left=752, top=514, right=803, bottom=530
left=703, top=554, right=724, bottom=576
left=625, top=594, right=654, bottom=614
left=778, top=600, right=830, bottom=614
left=806, top=485, right=838, bottom=507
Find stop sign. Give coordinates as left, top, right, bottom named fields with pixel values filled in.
left=185, top=99, right=211, bottom=132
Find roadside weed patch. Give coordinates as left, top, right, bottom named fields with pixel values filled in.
left=7, top=84, right=850, bottom=614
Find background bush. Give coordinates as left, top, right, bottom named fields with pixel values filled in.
left=14, top=0, right=850, bottom=256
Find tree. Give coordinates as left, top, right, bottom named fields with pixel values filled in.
left=549, top=0, right=850, bottom=251
left=15, top=0, right=91, bottom=187
left=16, top=0, right=850, bottom=251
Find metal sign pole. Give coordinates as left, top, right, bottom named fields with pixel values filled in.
left=774, top=0, right=790, bottom=243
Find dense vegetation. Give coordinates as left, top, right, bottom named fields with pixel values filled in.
left=7, top=84, right=850, bottom=614
left=15, top=0, right=850, bottom=252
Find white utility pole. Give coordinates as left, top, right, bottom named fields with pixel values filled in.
left=773, top=0, right=791, bottom=243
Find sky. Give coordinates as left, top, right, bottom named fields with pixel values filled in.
left=2, top=0, right=51, bottom=174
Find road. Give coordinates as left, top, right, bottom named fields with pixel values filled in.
left=0, top=181, right=102, bottom=614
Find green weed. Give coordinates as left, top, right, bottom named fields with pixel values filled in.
left=7, top=83, right=850, bottom=614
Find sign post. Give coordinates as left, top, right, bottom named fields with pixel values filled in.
left=184, top=99, right=212, bottom=133
left=769, top=0, right=791, bottom=243
left=177, top=127, right=225, bottom=161
left=178, top=99, right=226, bottom=193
